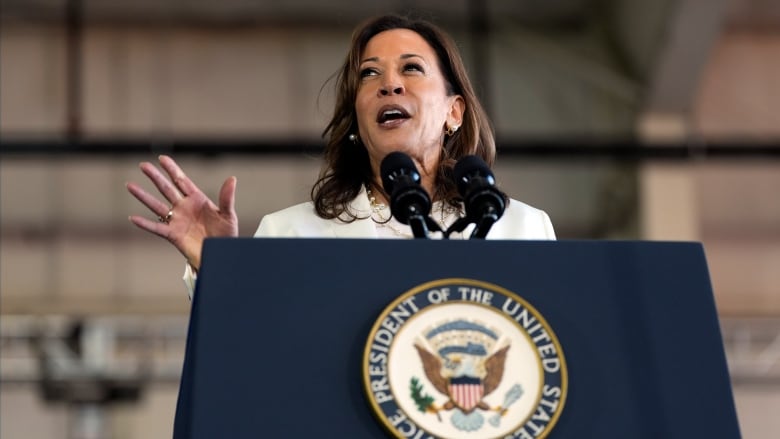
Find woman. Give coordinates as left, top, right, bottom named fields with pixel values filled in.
left=127, top=15, right=555, bottom=286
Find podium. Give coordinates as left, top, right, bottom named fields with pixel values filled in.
left=173, top=239, right=740, bottom=438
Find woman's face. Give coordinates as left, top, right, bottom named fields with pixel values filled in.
left=355, top=29, right=464, bottom=177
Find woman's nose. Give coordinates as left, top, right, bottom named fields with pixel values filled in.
left=379, top=82, right=404, bottom=96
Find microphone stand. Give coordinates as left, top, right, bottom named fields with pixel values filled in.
left=408, top=214, right=428, bottom=239
left=405, top=205, right=444, bottom=239
left=471, top=205, right=500, bottom=239
left=444, top=217, right=471, bottom=239
left=443, top=205, right=500, bottom=239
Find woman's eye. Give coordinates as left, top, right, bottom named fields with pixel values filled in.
left=360, top=68, right=378, bottom=78
left=404, top=63, right=424, bottom=73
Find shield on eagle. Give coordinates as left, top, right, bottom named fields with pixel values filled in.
left=448, top=376, right=484, bottom=412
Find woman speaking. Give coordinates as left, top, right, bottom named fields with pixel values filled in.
left=126, top=14, right=556, bottom=289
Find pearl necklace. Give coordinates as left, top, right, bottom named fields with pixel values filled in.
left=365, top=186, right=463, bottom=238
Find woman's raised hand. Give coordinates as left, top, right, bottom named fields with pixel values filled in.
left=126, top=155, right=238, bottom=271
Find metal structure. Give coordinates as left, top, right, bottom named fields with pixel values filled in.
left=2, top=315, right=779, bottom=385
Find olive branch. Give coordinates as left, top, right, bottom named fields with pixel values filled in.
left=410, top=377, right=442, bottom=421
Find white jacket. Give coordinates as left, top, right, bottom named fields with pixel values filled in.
left=255, top=186, right=555, bottom=240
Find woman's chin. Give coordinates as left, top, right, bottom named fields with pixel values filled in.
left=371, top=138, right=433, bottom=156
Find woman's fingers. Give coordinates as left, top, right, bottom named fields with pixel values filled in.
left=139, top=161, right=182, bottom=205
left=126, top=182, right=172, bottom=218
left=159, top=155, right=200, bottom=198
left=218, top=176, right=237, bottom=215
left=128, top=214, right=170, bottom=239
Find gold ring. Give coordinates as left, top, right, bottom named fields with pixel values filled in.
left=158, top=210, right=173, bottom=224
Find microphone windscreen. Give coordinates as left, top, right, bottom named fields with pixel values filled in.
left=453, top=155, right=493, bottom=194
left=380, top=151, right=417, bottom=194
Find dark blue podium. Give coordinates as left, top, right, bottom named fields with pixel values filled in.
left=173, top=239, right=740, bottom=438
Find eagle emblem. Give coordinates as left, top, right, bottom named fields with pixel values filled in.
left=411, top=319, right=524, bottom=432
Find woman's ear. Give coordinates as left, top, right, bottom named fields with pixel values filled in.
left=447, top=95, right=466, bottom=128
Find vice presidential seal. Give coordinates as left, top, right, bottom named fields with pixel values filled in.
left=363, top=278, right=567, bottom=439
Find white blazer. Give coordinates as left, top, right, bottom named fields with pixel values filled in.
left=255, top=186, right=556, bottom=240
left=184, top=188, right=555, bottom=297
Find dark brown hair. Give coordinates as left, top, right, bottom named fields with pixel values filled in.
left=312, top=14, right=495, bottom=220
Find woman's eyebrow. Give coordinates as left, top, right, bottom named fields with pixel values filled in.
left=400, top=53, right=424, bottom=61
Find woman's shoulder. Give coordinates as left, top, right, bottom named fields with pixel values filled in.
left=253, top=198, right=375, bottom=238
left=253, top=201, right=322, bottom=237
left=504, top=198, right=547, bottom=217
left=491, top=198, right=556, bottom=240
left=264, top=201, right=318, bottom=220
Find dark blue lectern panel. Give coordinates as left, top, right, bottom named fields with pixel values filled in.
left=174, top=239, right=740, bottom=438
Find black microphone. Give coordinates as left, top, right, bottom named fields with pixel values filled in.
left=451, top=155, right=506, bottom=239
left=380, top=152, right=442, bottom=238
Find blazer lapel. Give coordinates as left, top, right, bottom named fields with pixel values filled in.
left=329, top=186, right=378, bottom=238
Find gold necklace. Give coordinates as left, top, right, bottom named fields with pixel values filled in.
left=366, top=187, right=411, bottom=237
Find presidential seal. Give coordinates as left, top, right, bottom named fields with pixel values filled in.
left=363, top=278, right=567, bottom=439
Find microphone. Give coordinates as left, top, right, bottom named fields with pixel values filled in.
left=380, top=152, right=442, bottom=238
left=451, top=155, right=505, bottom=239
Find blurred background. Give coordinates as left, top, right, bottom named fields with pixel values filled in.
left=1, top=0, right=778, bottom=437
